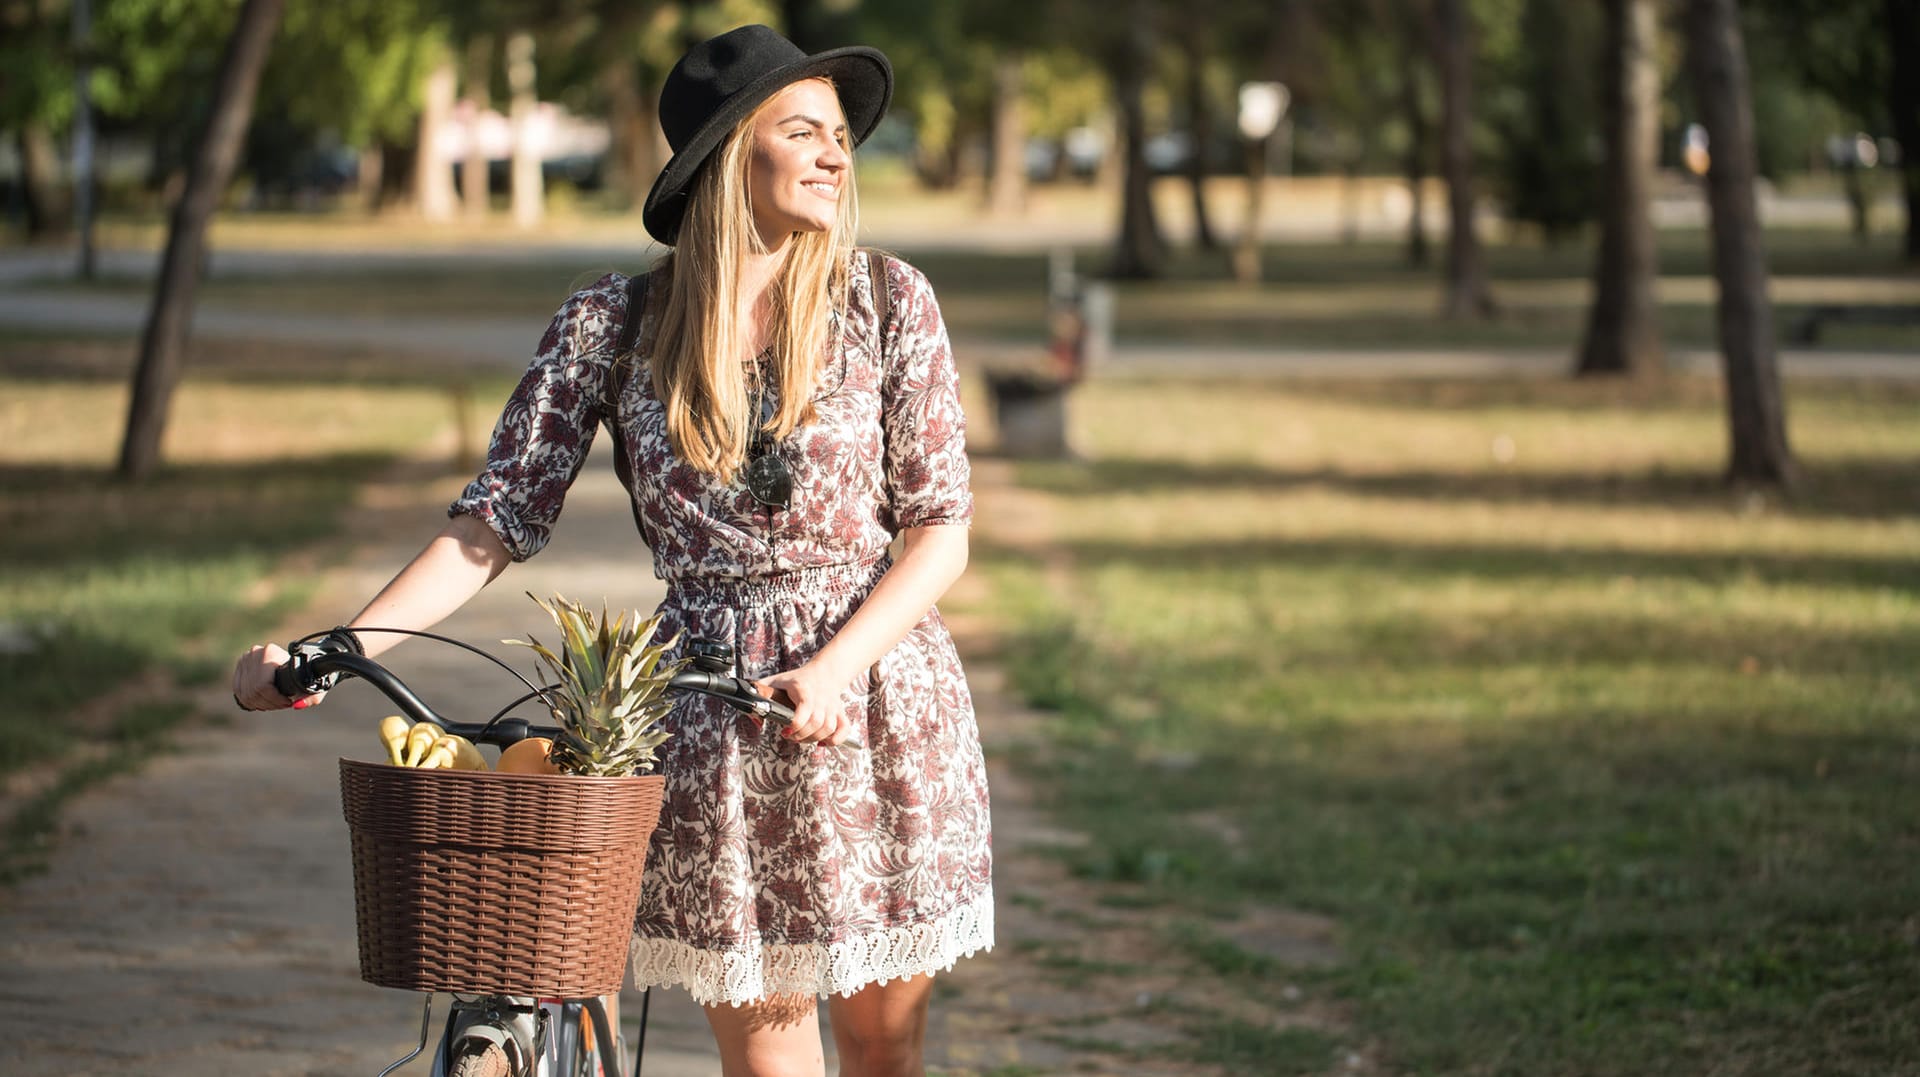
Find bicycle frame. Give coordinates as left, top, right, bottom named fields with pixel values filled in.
left=376, top=993, right=620, bottom=1077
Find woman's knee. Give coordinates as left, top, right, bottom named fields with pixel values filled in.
left=834, top=1028, right=925, bottom=1077
left=704, top=993, right=825, bottom=1077
left=829, top=977, right=934, bottom=1077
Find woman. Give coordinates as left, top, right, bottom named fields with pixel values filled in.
left=231, top=24, right=992, bottom=1077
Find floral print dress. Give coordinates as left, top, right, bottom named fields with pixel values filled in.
left=450, top=253, right=993, bottom=1005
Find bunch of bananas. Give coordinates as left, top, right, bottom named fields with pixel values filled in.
left=379, top=715, right=488, bottom=770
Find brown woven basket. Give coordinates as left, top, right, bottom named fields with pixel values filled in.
left=339, top=757, right=665, bottom=997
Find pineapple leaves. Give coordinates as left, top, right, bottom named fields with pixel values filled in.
left=505, top=593, right=686, bottom=776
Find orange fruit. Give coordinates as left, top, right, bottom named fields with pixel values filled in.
left=496, top=737, right=560, bottom=775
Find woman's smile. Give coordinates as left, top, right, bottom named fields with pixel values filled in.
left=749, top=78, right=851, bottom=245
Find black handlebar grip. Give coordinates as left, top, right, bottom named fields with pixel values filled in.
left=273, top=662, right=307, bottom=699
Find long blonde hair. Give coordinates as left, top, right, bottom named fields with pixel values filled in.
left=641, top=81, right=861, bottom=480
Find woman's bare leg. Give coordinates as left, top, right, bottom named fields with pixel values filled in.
left=826, top=974, right=935, bottom=1077
left=703, top=992, right=826, bottom=1077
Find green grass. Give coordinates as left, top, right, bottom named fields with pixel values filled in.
left=0, top=336, right=502, bottom=880
left=1188, top=1020, right=1338, bottom=1075
left=985, top=374, right=1920, bottom=1076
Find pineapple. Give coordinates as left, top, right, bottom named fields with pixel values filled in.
left=506, top=594, right=682, bottom=776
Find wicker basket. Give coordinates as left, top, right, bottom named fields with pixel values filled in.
left=339, top=757, right=665, bottom=998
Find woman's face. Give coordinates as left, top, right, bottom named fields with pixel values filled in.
left=747, top=79, right=851, bottom=247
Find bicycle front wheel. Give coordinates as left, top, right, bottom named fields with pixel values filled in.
left=447, top=1039, right=512, bottom=1077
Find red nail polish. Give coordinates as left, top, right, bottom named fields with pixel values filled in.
left=291, top=698, right=311, bottom=710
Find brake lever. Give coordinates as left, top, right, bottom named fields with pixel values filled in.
left=674, top=668, right=863, bottom=753
left=276, top=627, right=364, bottom=698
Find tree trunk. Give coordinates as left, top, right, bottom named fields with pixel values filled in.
left=462, top=34, right=492, bottom=219
left=73, top=0, right=98, bottom=277
left=1110, top=1, right=1166, bottom=279
left=1887, top=0, right=1920, bottom=261
left=601, top=54, right=650, bottom=211
left=1578, top=0, right=1665, bottom=378
left=1687, top=0, right=1795, bottom=489
left=1397, top=4, right=1428, bottom=268
left=117, top=0, right=285, bottom=480
left=1401, top=61, right=1430, bottom=268
left=1183, top=30, right=1219, bottom=250
left=1435, top=0, right=1495, bottom=317
left=18, top=123, right=70, bottom=240
left=1231, top=135, right=1269, bottom=282
left=1841, top=163, right=1870, bottom=242
left=507, top=31, right=544, bottom=230
left=416, top=53, right=458, bottom=221
left=1340, top=166, right=1362, bottom=244
left=356, top=146, right=384, bottom=210
left=987, top=53, right=1028, bottom=217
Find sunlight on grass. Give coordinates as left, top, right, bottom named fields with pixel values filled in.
left=0, top=352, right=470, bottom=784
left=988, top=375, right=1920, bottom=1075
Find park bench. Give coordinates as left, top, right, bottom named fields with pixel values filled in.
left=981, top=250, right=1113, bottom=458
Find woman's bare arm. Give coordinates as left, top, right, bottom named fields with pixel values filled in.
left=344, top=514, right=514, bottom=658
left=761, top=523, right=968, bottom=744
left=230, top=514, right=512, bottom=710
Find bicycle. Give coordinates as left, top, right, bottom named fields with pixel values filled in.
left=274, top=626, right=803, bottom=1077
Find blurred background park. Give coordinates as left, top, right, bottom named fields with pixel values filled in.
left=2, top=0, right=1917, bottom=1074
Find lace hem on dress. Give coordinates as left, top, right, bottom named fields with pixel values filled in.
left=628, top=888, right=995, bottom=1006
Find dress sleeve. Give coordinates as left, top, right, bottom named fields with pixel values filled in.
left=879, top=260, right=973, bottom=532
left=448, top=276, right=622, bottom=561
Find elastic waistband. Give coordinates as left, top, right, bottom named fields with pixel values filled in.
left=664, top=558, right=888, bottom=606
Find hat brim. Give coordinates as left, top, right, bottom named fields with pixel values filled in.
left=643, top=46, right=892, bottom=246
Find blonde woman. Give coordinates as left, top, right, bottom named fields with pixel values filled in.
left=232, top=23, right=991, bottom=1077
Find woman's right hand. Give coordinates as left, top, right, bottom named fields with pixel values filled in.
left=231, top=643, right=321, bottom=712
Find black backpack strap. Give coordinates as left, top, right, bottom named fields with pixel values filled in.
left=597, top=270, right=649, bottom=428
left=617, top=270, right=649, bottom=354
left=865, top=248, right=891, bottom=341
left=601, top=270, right=652, bottom=543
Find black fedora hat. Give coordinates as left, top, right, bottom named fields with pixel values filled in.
left=642, top=24, right=892, bottom=245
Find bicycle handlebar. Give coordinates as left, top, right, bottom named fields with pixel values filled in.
left=273, top=639, right=815, bottom=751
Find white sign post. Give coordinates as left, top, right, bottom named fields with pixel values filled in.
left=1238, top=82, right=1290, bottom=141
left=1233, top=82, right=1290, bottom=283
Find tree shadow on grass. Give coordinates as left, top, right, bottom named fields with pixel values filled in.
left=980, top=528, right=1919, bottom=595
left=0, top=453, right=400, bottom=569
left=1264, top=373, right=1920, bottom=410
left=1014, top=455, right=1920, bottom=521
left=0, top=335, right=509, bottom=390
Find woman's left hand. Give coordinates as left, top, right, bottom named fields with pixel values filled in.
left=757, top=660, right=859, bottom=746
